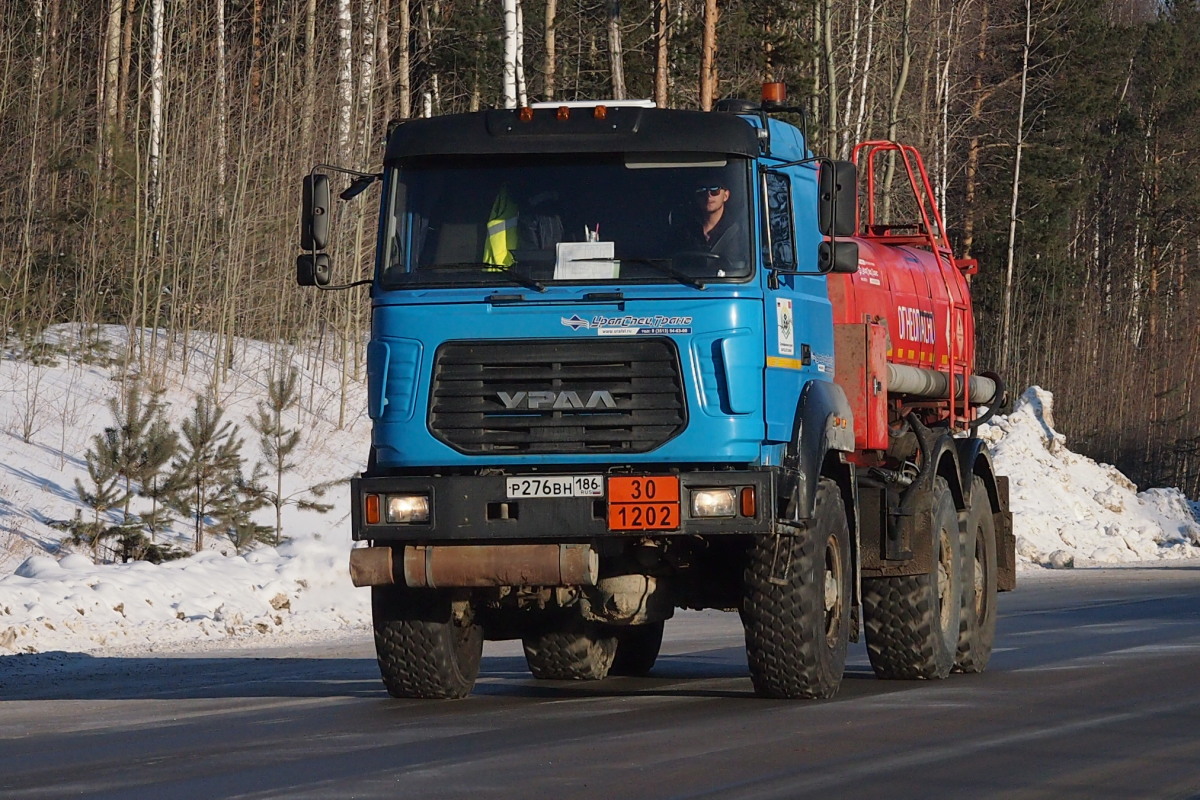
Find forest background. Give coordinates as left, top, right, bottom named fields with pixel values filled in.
left=1, top=0, right=1197, bottom=496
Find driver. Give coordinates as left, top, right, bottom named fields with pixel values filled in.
left=672, top=178, right=745, bottom=269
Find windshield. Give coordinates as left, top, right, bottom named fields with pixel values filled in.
left=379, top=154, right=753, bottom=290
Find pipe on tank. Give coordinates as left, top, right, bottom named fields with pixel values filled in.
left=886, top=363, right=998, bottom=405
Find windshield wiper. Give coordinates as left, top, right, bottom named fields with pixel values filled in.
left=570, top=257, right=706, bottom=290
left=426, top=262, right=546, bottom=292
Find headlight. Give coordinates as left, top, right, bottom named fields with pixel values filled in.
left=385, top=494, right=430, bottom=524
left=691, top=488, right=737, bottom=518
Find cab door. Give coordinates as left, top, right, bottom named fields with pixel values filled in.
left=760, top=165, right=836, bottom=443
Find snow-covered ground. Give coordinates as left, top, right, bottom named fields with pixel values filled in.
left=0, top=326, right=1197, bottom=656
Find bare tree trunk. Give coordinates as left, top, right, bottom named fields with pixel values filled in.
left=250, top=0, right=264, bottom=110
left=359, top=0, right=378, bottom=161
left=14, top=0, right=47, bottom=334
left=337, top=0, right=354, bottom=154
left=822, top=0, right=837, bottom=156
left=422, top=1, right=442, bottom=113
left=699, top=0, right=718, bottom=110
left=99, top=0, right=122, bottom=175
left=148, top=0, right=165, bottom=236
left=962, top=0, right=989, bottom=258
left=503, top=0, right=518, bottom=107
left=853, top=0, right=877, bottom=146
left=881, top=0, right=912, bottom=221
left=117, top=0, right=134, bottom=126
left=654, top=0, right=668, bottom=106
left=609, top=0, right=626, bottom=100
left=216, top=0, right=228, bottom=215
left=516, top=0, right=528, bottom=105
left=302, top=0, right=317, bottom=149
left=378, top=0, right=393, bottom=121
left=544, top=0, right=558, bottom=100
left=1000, top=0, right=1031, bottom=375
left=397, top=0, right=412, bottom=118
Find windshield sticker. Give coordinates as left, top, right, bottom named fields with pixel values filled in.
left=560, top=314, right=693, bottom=336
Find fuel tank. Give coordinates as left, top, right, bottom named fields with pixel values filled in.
left=826, top=236, right=975, bottom=379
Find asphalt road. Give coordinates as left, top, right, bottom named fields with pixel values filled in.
left=2, top=564, right=1200, bottom=800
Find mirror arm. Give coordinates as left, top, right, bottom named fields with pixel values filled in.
left=316, top=279, right=373, bottom=291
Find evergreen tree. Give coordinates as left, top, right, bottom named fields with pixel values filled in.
left=250, top=368, right=333, bottom=546
left=71, top=440, right=127, bottom=557
left=100, top=385, right=180, bottom=547
left=169, top=396, right=246, bottom=552
left=214, top=472, right=274, bottom=553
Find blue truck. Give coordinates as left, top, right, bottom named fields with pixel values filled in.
left=298, top=88, right=1015, bottom=700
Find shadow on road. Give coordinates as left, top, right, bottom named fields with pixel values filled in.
left=0, top=647, right=893, bottom=704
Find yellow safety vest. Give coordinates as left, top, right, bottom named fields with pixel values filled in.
left=482, top=187, right=518, bottom=269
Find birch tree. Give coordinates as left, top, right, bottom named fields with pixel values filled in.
left=503, top=0, right=519, bottom=107
left=609, top=0, right=626, bottom=99
left=1000, top=0, right=1031, bottom=375
left=544, top=0, right=559, bottom=100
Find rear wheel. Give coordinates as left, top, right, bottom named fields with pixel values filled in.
left=608, top=621, right=665, bottom=676
left=956, top=476, right=998, bottom=673
left=863, top=475, right=962, bottom=680
left=372, top=585, right=483, bottom=699
left=523, top=617, right=617, bottom=680
left=741, top=478, right=851, bottom=699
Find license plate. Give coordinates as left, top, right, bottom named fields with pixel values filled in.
left=506, top=475, right=604, bottom=499
left=607, top=476, right=681, bottom=531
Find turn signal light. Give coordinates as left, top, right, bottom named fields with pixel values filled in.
left=364, top=494, right=380, bottom=525
left=740, top=487, right=756, bottom=517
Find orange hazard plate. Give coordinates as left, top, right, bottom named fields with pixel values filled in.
left=607, top=476, right=681, bottom=531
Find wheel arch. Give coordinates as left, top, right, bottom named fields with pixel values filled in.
left=952, top=437, right=1015, bottom=591
left=780, top=379, right=855, bottom=523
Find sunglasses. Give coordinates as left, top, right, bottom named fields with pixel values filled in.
left=694, top=186, right=726, bottom=196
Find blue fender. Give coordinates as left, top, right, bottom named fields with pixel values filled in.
left=779, top=380, right=855, bottom=522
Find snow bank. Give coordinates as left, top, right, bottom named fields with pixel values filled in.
left=0, top=325, right=371, bottom=654
left=978, top=387, right=1200, bottom=567
left=0, top=538, right=368, bottom=654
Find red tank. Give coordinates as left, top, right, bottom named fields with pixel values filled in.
left=827, top=142, right=991, bottom=454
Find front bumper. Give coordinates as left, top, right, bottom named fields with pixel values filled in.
left=351, top=469, right=778, bottom=542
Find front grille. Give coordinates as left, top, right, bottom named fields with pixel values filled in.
left=430, top=338, right=687, bottom=454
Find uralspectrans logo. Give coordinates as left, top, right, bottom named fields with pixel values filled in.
left=560, top=314, right=693, bottom=336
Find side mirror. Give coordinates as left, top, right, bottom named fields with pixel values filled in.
left=296, top=253, right=332, bottom=287
left=301, top=174, right=331, bottom=251
left=818, top=240, right=859, bottom=274
left=818, top=160, right=857, bottom=237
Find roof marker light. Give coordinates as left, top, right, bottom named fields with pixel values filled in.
left=762, top=82, right=786, bottom=105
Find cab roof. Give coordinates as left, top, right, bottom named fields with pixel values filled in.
left=384, top=106, right=761, bottom=162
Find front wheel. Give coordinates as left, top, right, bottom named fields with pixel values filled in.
left=741, top=478, right=851, bottom=699
left=372, top=585, right=483, bottom=700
